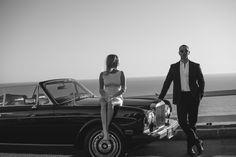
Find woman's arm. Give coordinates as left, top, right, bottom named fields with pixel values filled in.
left=111, top=71, right=126, bottom=98
left=99, top=72, right=106, bottom=98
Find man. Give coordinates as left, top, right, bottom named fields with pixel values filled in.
left=157, top=45, right=205, bottom=156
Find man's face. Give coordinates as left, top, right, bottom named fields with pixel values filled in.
left=179, top=46, right=190, bottom=60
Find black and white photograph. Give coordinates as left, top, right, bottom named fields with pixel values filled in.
left=1, top=0, right=236, bottom=157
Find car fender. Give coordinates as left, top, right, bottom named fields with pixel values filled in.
left=75, top=118, right=126, bottom=149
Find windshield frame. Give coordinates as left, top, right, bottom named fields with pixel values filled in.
left=40, top=79, right=95, bottom=105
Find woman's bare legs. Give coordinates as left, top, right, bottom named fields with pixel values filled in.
left=107, top=101, right=114, bottom=132
left=100, top=98, right=109, bottom=140
left=107, top=98, right=123, bottom=131
left=101, top=98, right=123, bottom=141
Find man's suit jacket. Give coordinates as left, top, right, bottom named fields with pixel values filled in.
left=158, top=61, right=205, bottom=105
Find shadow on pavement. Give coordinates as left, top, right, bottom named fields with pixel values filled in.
left=127, top=138, right=236, bottom=157
left=1, top=138, right=236, bottom=157
left=0, top=144, right=86, bottom=157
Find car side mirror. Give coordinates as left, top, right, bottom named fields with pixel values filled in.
left=25, top=98, right=36, bottom=104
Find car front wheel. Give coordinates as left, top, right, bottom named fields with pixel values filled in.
left=84, top=125, right=126, bottom=157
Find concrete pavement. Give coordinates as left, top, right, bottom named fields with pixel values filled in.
left=128, top=138, right=236, bottom=157
left=127, top=120, right=236, bottom=157
left=0, top=138, right=235, bottom=157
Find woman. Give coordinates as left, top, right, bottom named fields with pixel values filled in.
left=99, top=54, right=126, bottom=141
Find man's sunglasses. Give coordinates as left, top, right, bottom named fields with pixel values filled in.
left=179, top=50, right=189, bottom=53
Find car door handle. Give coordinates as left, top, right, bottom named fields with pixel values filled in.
left=29, top=114, right=36, bottom=117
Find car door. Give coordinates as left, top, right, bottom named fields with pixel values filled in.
left=24, top=85, right=58, bottom=144
left=0, top=84, right=59, bottom=144
left=0, top=85, right=37, bottom=143
left=42, top=80, right=87, bottom=144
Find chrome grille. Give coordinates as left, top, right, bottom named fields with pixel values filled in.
left=155, top=104, right=165, bottom=127
left=151, top=101, right=166, bottom=128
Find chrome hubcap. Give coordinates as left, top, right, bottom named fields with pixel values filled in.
left=89, top=131, right=121, bottom=157
left=98, top=139, right=112, bottom=153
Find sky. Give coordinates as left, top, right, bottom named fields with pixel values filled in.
left=1, top=0, right=236, bottom=83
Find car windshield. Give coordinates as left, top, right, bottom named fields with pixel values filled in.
left=44, top=80, right=94, bottom=104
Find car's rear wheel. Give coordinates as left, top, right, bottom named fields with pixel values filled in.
left=84, top=125, right=126, bottom=157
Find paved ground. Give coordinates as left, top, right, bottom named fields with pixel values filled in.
left=128, top=138, right=236, bottom=157
left=0, top=138, right=236, bottom=157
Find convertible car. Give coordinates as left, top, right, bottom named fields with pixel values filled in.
left=0, top=78, right=178, bottom=157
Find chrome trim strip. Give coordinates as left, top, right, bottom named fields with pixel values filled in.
left=0, top=143, right=73, bottom=147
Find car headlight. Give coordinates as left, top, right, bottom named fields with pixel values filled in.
left=165, top=105, right=171, bottom=118
left=163, top=100, right=172, bottom=125
left=144, top=110, right=156, bottom=132
left=144, top=100, right=173, bottom=133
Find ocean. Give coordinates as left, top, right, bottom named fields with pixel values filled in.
left=80, top=73, right=236, bottom=119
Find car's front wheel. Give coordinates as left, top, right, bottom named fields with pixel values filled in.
left=84, top=125, right=126, bottom=157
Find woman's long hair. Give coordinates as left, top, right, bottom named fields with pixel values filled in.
left=106, top=54, right=119, bottom=72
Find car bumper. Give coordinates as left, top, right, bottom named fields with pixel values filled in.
left=135, top=118, right=179, bottom=140
left=146, top=119, right=179, bottom=139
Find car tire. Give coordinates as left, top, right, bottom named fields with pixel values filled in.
left=83, top=125, right=126, bottom=157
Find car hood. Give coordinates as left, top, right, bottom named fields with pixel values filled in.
left=123, top=98, right=154, bottom=109
left=76, top=97, right=154, bottom=110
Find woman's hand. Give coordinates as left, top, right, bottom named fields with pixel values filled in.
left=108, top=97, right=115, bottom=102
left=101, top=94, right=112, bottom=102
